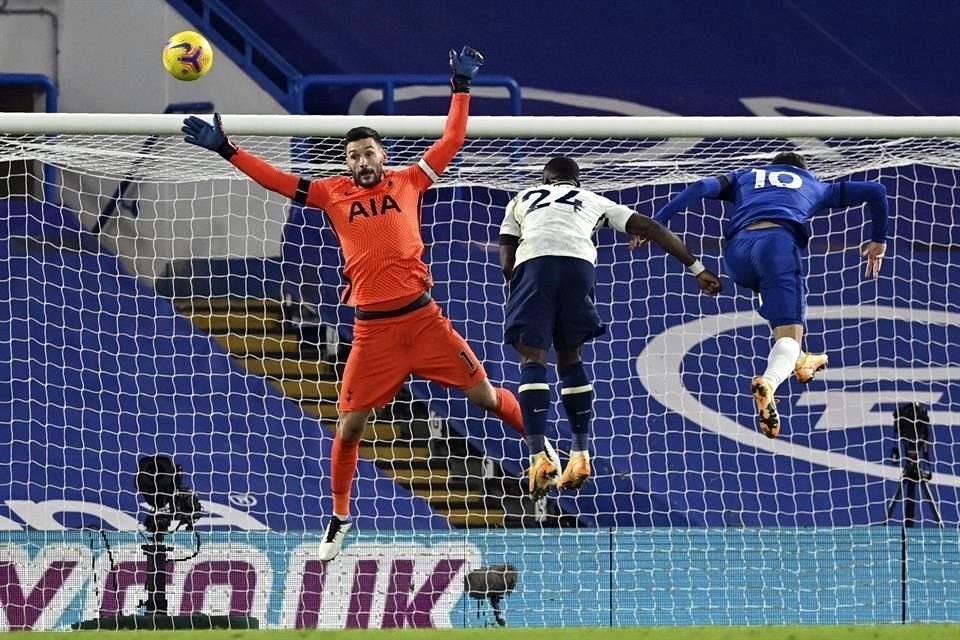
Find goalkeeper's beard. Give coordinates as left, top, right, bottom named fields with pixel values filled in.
left=353, top=167, right=383, bottom=187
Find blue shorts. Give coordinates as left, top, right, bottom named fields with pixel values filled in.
left=723, top=227, right=806, bottom=328
left=504, top=256, right=605, bottom=351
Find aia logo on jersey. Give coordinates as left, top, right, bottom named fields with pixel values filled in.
left=348, top=194, right=401, bottom=223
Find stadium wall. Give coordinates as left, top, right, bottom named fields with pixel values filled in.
left=0, top=0, right=290, bottom=280
left=1, top=0, right=282, bottom=115
left=221, top=0, right=960, bottom=116
left=0, top=2, right=55, bottom=79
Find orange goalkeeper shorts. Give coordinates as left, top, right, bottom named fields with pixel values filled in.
left=338, top=296, right=487, bottom=413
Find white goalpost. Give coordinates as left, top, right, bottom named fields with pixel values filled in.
left=0, top=112, right=958, bottom=629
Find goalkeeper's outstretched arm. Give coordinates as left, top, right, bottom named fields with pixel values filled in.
left=182, top=113, right=303, bottom=200
left=417, top=94, right=470, bottom=182
left=414, top=46, right=484, bottom=185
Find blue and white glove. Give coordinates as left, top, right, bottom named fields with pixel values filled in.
left=449, top=46, right=484, bottom=94
left=182, top=113, right=237, bottom=160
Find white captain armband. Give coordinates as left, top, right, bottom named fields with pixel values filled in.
left=417, top=158, right=440, bottom=183
left=687, top=260, right=706, bottom=276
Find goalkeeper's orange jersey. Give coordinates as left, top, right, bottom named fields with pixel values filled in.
left=229, top=93, right=470, bottom=308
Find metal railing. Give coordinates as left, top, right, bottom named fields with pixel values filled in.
left=293, top=74, right=523, bottom=115
left=166, top=0, right=524, bottom=116
left=0, top=73, right=58, bottom=203
left=166, top=0, right=302, bottom=109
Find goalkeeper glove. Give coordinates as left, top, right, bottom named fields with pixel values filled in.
left=449, top=46, right=484, bottom=93
left=182, top=113, right=237, bottom=160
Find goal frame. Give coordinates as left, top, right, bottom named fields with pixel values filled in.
left=2, top=112, right=960, bottom=629
left=1, top=112, right=960, bottom=138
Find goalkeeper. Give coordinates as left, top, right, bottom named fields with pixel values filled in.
left=499, top=157, right=722, bottom=498
left=634, top=152, right=888, bottom=438
left=183, top=47, right=560, bottom=562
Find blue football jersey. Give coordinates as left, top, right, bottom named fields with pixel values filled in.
left=653, top=163, right=889, bottom=250
left=721, top=164, right=842, bottom=247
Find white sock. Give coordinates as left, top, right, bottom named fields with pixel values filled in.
left=761, top=337, right=801, bottom=391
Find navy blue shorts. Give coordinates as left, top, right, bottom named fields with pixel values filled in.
left=723, top=227, right=806, bottom=328
left=504, top=256, right=605, bottom=351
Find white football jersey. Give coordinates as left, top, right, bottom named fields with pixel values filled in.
left=500, top=184, right=635, bottom=266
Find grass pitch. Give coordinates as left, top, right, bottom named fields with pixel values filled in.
left=45, top=625, right=960, bottom=639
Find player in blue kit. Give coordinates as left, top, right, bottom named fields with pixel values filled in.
left=637, top=151, right=888, bottom=438
left=500, top=157, right=722, bottom=498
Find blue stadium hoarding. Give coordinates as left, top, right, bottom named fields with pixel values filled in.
left=1, top=528, right=958, bottom=629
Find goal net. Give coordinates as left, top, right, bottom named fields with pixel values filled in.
left=0, top=114, right=958, bottom=629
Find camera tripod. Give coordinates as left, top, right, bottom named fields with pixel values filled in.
left=140, top=513, right=177, bottom=615
left=885, top=451, right=943, bottom=527
left=73, top=455, right=260, bottom=630
left=73, top=512, right=258, bottom=631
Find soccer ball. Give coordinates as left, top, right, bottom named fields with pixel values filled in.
left=162, top=31, right=213, bottom=81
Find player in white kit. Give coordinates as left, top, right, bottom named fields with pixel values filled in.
left=499, top=157, right=722, bottom=498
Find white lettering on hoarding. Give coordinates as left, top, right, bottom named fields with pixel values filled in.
left=0, top=539, right=479, bottom=630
